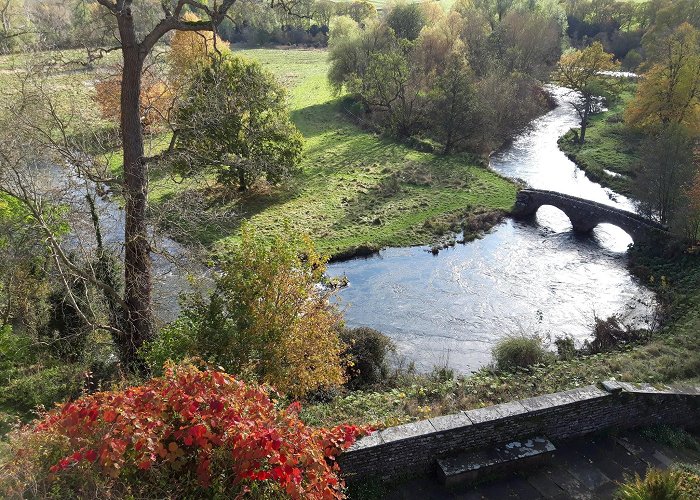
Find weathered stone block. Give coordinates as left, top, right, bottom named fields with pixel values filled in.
left=520, top=392, right=576, bottom=412
left=379, top=419, right=436, bottom=444
left=346, top=430, right=383, bottom=451
left=429, top=412, right=472, bottom=432
left=465, top=406, right=502, bottom=424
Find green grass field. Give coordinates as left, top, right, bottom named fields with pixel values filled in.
left=558, top=84, right=643, bottom=195
left=149, top=47, right=517, bottom=257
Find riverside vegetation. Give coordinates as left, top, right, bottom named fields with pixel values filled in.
left=0, top=0, right=699, bottom=498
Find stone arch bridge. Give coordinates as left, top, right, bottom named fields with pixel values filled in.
left=512, top=189, right=667, bottom=243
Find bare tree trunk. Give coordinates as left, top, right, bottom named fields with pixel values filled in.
left=579, top=96, right=591, bottom=144
left=118, top=12, right=152, bottom=370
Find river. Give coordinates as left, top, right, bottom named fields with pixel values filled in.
left=326, top=86, right=656, bottom=374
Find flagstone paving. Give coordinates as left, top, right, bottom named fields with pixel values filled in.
left=385, top=432, right=700, bottom=499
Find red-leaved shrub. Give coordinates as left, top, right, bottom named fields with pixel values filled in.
left=0, top=363, right=369, bottom=499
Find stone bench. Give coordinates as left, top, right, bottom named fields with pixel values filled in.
left=436, top=436, right=556, bottom=487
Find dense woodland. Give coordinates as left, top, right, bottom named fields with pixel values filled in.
left=0, top=0, right=699, bottom=498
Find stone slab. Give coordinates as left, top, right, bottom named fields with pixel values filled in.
left=493, top=401, right=529, bottom=419
left=497, top=437, right=556, bottom=461
left=437, top=436, right=555, bottom=486
left=429, top=412, right=473, bottom=432
left=601, top=380, right=623, bottom=393
left=560, top=386, right=608, bottom=402
left=527, top=469, right=567, bottom=498
left=346, top=430, right=383, bottom=451
left=520, top=392, right=577, bottom=412
left=380, top=419, right=436, bottom=444
left=464, top=405, right=502, bottom=424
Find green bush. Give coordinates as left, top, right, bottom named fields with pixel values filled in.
left=616, top=468, right=685, bottom=500
left=492, top=334, right=550, bottom=372
left=554, top=336, right=577, bottom=361
left=585, top=315, right=650, bottom=354
left=641, top=425, right=700, bottom=452
left=143, top=224, right=346, bottom=398
left=0, top=364, right=85, bottom=417
left=340, top=327, right=394, bottom=389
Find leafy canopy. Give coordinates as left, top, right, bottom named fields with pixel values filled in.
left=173, top=54, right=303, bottom=191
left=143, top=224, right=346, bottom=398
left=626, top=23, right=700, bottom=136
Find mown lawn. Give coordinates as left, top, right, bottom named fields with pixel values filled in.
left=148, top=47, right=517, bottom=257
left=558, top=84, right=644, bottom=195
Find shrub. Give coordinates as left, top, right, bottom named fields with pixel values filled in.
left=585, top=314, right=650, bottom=354
left=172, top=54, right=303, bottom=191
left=554, top=336, right=577, bottom=361
left=492, top=334, right=550, bottom=372
left=0, top=363, right=369, bottom=499
left=0, top=364, right=85, bottom=418
left=641, top=425, right=700, bottom=452
left=340, top=327, right=394, bottom=389
left=616, top=468, right=686, bottom=500
left=143, top=224, right=346, bottom=398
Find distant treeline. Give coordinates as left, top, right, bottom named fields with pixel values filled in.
left=328, top=0, right=565, bottom=154
left=565, top=0, right=700, bottom=70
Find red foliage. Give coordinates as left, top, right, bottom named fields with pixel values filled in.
left=31, top=364, right=370, bottom=499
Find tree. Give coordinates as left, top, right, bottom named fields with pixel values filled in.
left=340, top=0, right=376, bottom=25
left=94, top=65, right=173, bottom=130
left=0, top=0, right=35, bottom=53
left=626, top=23, right=700, bottom=136
left=385, top=1, right=425, bottom=41
left=428, top=48, right=475, bottom=154
left=0, top=193, right=50, bottom=329
left=168, top=12, right=223, bottom=78
left=553, top=41, right=619, bottom=143
left=143, top=225, right=346, bottom=398
left=172, top=54, right=302, bottom=191
left=683, top=170, right=700, bottom=242
left=633, top=123, right=696, bottom=227
left=86, top=0, right=241, bottom=372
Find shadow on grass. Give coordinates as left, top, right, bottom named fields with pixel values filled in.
left=153, top=181, right=302, bottom=248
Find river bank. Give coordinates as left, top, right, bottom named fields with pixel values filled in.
left=303, top=242, right=700, bottom=429
left=140, top=47, right=520, bottom=261
left=557, top=82, right=642, bottom=195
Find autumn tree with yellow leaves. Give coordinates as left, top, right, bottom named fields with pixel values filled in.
left=168, top=12, right=226, bottom=79
left=553, top=41, right=619, bottom=143
left=625, top=22, right=700, bottom=136
left=143, top=224, right=346, bottom=398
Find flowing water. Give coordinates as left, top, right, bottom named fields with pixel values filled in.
left=326, top=86, right=656, bottom=373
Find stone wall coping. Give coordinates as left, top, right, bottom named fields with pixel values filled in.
left=346, top=381, right=700, bottom=453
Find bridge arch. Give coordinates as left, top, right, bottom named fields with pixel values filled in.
left=511, top=189, right=667, bottom=244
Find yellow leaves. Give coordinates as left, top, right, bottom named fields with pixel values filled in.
left=94, top=66, right=174, bottom=129
left=554, top=41, right=618, bottom=90
left=626, top=23, right=700, bottom=136
left=169, top=12, right=229, bottom=81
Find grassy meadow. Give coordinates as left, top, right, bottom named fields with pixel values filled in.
left=0, top=46, right=517, bottom=258
left=148, top=47, right=517, bottom=257
left=558, top=83, right=643, bottom=195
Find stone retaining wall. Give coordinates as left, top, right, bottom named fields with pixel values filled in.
left=338, top=381, right=700, bottom=480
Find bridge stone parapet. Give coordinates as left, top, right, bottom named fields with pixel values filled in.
left=511, top=189, right=668, bottom=243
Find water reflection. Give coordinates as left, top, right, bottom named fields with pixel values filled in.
left=327, top=86, right=654, bottom=373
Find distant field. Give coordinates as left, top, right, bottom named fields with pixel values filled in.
left=148, top=47, right=517, bottom=257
